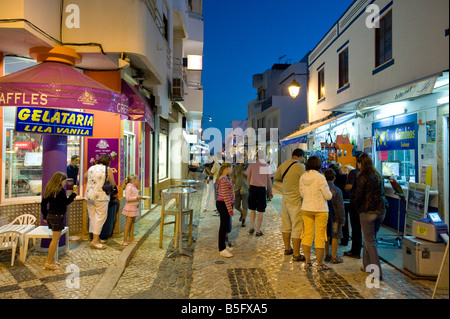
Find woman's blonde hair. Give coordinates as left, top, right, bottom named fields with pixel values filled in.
left=43, top=172, right=67, bottom=199
left=122, top=174, right=138, bottom=188
left=218, top=162, right=231, bottom=177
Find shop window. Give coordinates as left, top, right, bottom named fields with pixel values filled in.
left=159, top=133, right=169, bottom=180
left=338, top=48, right=349, bottom=88
left=376, top=149, right=416, bottom=185
left=375, top=10, right=392, bottom=67
left=3, top=108, right=43, bottom=199
left=123, top=130, right=136, bottom=180
left=318, top=68, right=325, bottom=100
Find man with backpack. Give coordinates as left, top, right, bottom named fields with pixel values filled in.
left=274, top=148, right=306, bottom=261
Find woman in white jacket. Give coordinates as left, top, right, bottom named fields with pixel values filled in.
left=299, top=156, right=332, bottom=270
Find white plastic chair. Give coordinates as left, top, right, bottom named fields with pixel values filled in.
left=0, top=231, right=20, bottom=266
left=9, top=214, right=36, bottom=225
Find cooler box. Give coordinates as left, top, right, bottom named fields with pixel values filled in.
left=402, top=236, right=446, bottom=277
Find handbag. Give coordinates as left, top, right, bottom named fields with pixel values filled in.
left=102, top=166, right=113, bottom=195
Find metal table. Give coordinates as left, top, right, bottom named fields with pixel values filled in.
left=162, top=187, right=197, bottom=257
left=175, top=179, right=201, bottom=207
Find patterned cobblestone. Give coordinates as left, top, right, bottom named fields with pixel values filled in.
left=1, top=182, right=445, bottom=299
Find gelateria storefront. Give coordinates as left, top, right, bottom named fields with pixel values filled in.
left=0, top=47, right=130, bottom=238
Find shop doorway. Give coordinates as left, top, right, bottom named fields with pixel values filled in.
left=444, top=115, right=449, bottom=226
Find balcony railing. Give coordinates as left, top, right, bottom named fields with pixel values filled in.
left=187, top=0, right=203, bottom=19
left=143, top=0, right=172, bottom=67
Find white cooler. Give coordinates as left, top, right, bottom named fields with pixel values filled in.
left=402, top=235, right=446, bottom=277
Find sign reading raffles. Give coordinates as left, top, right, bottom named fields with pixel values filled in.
left=15, top=107, right=94, bottom=136
left=375, top=122, right=416, bottom=151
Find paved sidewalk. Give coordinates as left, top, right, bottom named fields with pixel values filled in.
left=109, top=184, right=443, bottom=300
left=0, top=183, right=446, bottom=299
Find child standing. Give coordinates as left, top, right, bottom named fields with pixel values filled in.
left=122, top=174, right=143, bottom=246
left=41, top=172, right=77, bottom=270
left=324, top=169, right=346, bottom=264
left=216, top=163, right=235, bottom=258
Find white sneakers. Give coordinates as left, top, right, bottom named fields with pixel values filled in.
left=219, top=248, right=233, bottom=258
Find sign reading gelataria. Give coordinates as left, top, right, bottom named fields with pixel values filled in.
left=15, top=106, right=94, bottom=136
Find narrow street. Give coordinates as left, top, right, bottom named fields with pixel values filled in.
left=109, top=184, right=437, bottom=300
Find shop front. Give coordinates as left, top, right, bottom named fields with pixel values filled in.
left=323, top=71, right=449, bottom=229
left=0, top=47, right=135, bottom=242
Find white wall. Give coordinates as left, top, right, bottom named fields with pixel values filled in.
left=307, top=0, right=449, bottom=123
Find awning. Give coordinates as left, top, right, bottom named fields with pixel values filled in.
left=323, top=73, right=439, bottom=113
left=121, top=80, right=155, bottom=131
left=280, top=113, right=349, bottom=147
left=0, top=61, right=129, bottom=117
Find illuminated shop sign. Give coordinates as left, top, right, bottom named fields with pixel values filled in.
left=15, top=106, right=94, bottom=136
left=375, top=122, right=416, bottom=151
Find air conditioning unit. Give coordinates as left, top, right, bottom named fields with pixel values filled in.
left=172, top=78, right=184, bottom=100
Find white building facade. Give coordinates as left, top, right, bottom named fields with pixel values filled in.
left=248, top=61, right=309, bottom=165
left=302, top=0, right=449, bottom=228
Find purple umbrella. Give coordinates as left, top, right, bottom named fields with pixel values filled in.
left=0, top=61, right=129, bottom=117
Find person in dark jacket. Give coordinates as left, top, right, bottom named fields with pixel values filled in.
left=41, top=172, right=77, bottom=270
left=352, top=153, right=387, bottom=281
left=328, top=163, right=350, bottom=246
left=324, top=169, right=346, bottom=264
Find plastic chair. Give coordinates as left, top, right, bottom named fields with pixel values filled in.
left=9, top=214, right=37, bottom=225
left=159, top=191, right=193, bottom=249
left=0, top=231, right=21, bottom=266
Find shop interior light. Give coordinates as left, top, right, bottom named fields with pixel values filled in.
left=375, top=102, right=406, bottom=120
left=437, top=96, right=449, bottom=105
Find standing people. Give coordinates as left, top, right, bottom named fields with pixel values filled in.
left=216, top=163, right=235, bottom=258
left=324, top=169, right=346, bottom=264
left=344, top=152, right=363, bottom=258
left=231, top=159, right=249, bottom=227
left=202, top=156, right=215, bottom=212
left=84, top=154, right=116, bottom=249
left=274, top=148, right=306, bottom=261
left=122, top=174, right=143, bottom=246
left=328, top=163, right=350, bottom=246
left=299, top=156, right=332, bottom=270
left=353, top=153, right=387, bottom=280
left=187, top=158, right=199, bottom=180
left=210, top=152, right=223, bottom=215
left=246, top=150, right=273, bottom=236
left=67, top=155, right=80, bottom=185
left=41, top=172, right=77, bottom=270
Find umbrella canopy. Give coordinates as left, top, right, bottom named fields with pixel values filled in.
left=0, top=61, right=129, bottom=117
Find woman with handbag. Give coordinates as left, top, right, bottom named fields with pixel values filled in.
left=84, top=153, right=116, bottom=249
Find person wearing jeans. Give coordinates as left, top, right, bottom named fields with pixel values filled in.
left=352, top=153, right=387, bottom=281
left=216, top=163, right=234, bottom=258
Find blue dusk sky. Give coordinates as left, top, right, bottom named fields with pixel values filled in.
left=201, top=0, right=354, bottom=140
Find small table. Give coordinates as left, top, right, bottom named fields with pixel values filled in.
left=175, top=179, right=201, bottom=207
left=0, top=224, right=35, bottom=262
left=23, top=226, right=69, bottom=262
left=162, top=187, right=197, bottom=258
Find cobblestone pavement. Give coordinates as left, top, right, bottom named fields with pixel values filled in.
left=0, top=183, right=446, bottom=300
left=110, top=183, right=443, bottom=300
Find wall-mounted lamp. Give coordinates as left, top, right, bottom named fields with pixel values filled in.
left=288, top=79, right=301, bottom=98
left=280, top=72, right=308, bottom=98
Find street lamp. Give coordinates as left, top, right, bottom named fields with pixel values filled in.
left=288, top=79, right=301, bottom=98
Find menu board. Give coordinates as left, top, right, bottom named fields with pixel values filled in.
left=405, top=182, right=430, bottom=235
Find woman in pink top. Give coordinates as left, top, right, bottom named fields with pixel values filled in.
left=216, top=163, right=235, bottom=258
left=122, top=174, right=143, bottom=246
